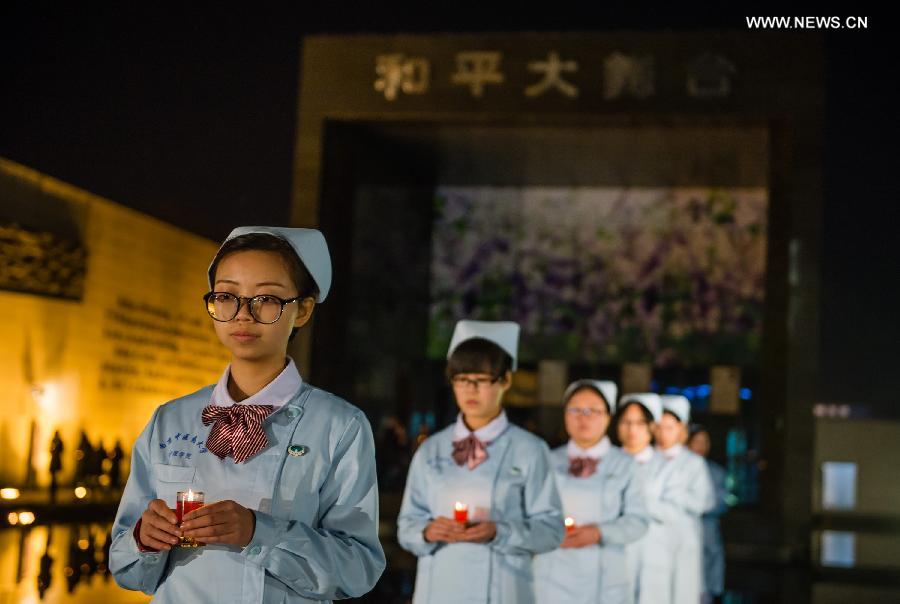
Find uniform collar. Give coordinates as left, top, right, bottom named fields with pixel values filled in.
left=567, top=436, right=611, bottom=460
left=659, top=443, right=685, bottom=460
left=453, top=410, right=509, bottom=443
left=634, top=446, right=655, bottom=464
left=211, top=357, right=303, bottom=409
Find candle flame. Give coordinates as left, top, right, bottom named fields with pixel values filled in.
left=564, top=516, right=575, bottom=527
left=455, top=501, right=467, bottom=511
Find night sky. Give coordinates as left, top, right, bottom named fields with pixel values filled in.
left=2, top=9, right=897, bottom=411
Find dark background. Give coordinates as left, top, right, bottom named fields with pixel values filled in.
left=1, top=8, right=896, bottom=413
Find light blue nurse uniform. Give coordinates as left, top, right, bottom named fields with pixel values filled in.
left=397, top=423, right=564, bottom=604
left=629, top=446, right=713, bottom=604
left=533, top=442, right=648, bottom=604
left=109, top=382, right=385, bottom=602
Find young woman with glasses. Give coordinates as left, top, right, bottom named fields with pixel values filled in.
left=109, top=227, right=385, bottom=602
left=397, top=320, right=564, bottom=604
left=533, top=380, right=648, bottom=604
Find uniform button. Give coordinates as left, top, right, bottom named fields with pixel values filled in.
left=249, top=546, right=261, bottom=555
left=286, top=408, right=299, bottom=419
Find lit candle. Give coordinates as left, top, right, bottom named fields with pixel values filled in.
left=564, top=516, right=575, bottom=533
left=176, top=490, right=205, bottom=548
left=454, top=501, right=468, bottom=524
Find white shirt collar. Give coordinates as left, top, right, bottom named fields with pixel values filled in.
left=634, top=446, right=655, bottom=464
left=453, top=410, right=509, bottom=443
left=566, top=436, right=611, bottom=460
left=659, top=443, right=685, bottom=459
left=211, top=357, right=302, bottom=408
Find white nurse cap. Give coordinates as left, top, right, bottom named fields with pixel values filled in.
left=208, top=226, right=332, bottom=303
left=618, top=393, right=663, bottom=423
left=564, top=380, right=619, bottom=414
left=447, top=320, right=520, bottom=371
left=661, top=394, right=692, bottom=424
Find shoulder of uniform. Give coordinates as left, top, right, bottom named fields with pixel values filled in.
left=157, top=385, right=215, bottom=414
left=505, top=424, right=550, bottom=451
left=302, top=383, right=367, bottom=423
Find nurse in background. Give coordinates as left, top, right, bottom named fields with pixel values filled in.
left=397, top=320, right=564, bottom=604
left=534, top=380, right=648, bottom=604
left=688, top=424, right=728, bottom=604
left=655, top=395, right=715, bottom=604
left=615, top=393, right=663, bottom=604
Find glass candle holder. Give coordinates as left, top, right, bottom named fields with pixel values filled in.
left=176, top=490, right=204, bottom=548
left=454, top=501, right=468, bottom=524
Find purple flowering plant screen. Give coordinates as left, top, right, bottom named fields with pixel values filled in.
left=427, top=186, right=768, bottom=367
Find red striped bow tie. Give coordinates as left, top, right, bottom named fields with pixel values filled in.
left=568, top=456, right=599, bottom=478
left=452, top=434, right=490, bottom=470
left=201, top=404, right=274, bottom=463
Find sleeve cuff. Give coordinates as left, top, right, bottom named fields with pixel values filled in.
left=491, top=521, right=511, bottom=548
left=242, top=510, right=290, bottom=562
left=415, top=524, right=439, bottom=555
left=133, top=519, right=160, bottom=553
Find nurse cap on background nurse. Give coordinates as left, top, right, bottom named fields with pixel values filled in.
left=615, top=393, right=662, bottom=458
left=659, top=395, right=691, bottom=445
left=563, top=379, right=618, bottom=415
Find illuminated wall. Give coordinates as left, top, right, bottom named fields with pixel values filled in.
left=0, top=158, right=229, bottom=486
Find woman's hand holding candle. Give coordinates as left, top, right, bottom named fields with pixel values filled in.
left=139, top=499, right=181, bottom=550
left=424, top=517, right=466, bottom=543
left=180, top=500, right=257, bottom=547
left=560, top=523, right=601, bottom=549
left=459, top=521, right=496, bottom=543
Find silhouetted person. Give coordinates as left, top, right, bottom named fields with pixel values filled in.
left=90, top=440, right=106, bottom=489
left=109, top=441, right=125, bottom=489
left=37, top=529, right=53, bottom=599
left=101, top=530, right=113, bottom=581
left=49, top=431, right=63, bottom=501
left=73, top=431, right=92, bottom=486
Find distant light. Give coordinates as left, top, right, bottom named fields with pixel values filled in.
left=0, top=488, right=20, bottom=500
left=7, top=512, right=18, bottom=525
left=64, top=567, right=74, bottom=577
left=77, top=539, right=90, bottom=550
left=98, top=475, right=111, bottom=487
left=74, top=487, right=88, bottom=499
left=18, top=511, right=35, bottom=525
left=697, top=384, right=711, bottom=398
left=683, top=387, right=696, bottom=400
left=664, top=386, right=680, bottom=394
left=739, top=388, right=752, bottom=400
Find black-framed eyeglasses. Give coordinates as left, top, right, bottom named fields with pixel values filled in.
left=204, top=291, right=299, bottom=324
left=450, top=375, right=500, bottom=391
left=565, top=407, right=608, bottom=418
